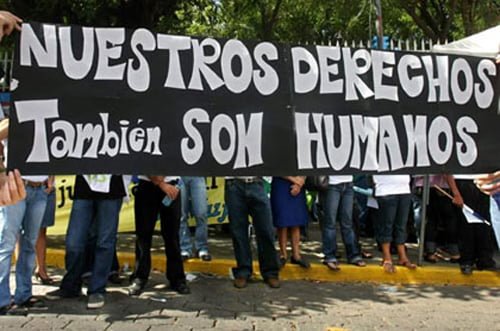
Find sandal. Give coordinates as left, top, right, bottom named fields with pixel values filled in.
left=398, top=260, right=417, bottom=270
left=291, top=256, right=311, bottom=269
left=350, top=259, right=367, bottom=267
left=362, top=251, right=373, bottom=259
left=381, top=260, right=396, bottom=273
left=424, top=253, right=440, bottom=263
left=279, top=256, right=287, bottom=269
left=323, top=261, right=341, bottom=271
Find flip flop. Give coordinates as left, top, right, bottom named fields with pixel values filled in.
left=398, top=260, right=417, bottom=270
left=381, top=260, right=396, bottom=273
left=323, top=261, right=341, bottom=271
left=350, top=259, right=367, bottom=267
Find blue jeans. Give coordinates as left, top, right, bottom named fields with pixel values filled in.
left=179, top=177, right=209, bottom=255
left=491, top=194, right=500, bottom=249
left=319, top=183, right=361, bottom=263
left=60, top=199, right=121, bottom=296
left=0, top=186, right=48, bottom=307
left=225, top=179, right=279, bottom=280
left=375, top=194, right=412, bottom=245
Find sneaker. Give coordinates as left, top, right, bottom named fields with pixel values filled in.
left=181, top=252, right=191, bottom=262
left=198, top=251, right=212, bottom=262
left=170, top=282, right=190, bottom=295
left=264, top=277, right=280, bottom=289
left=87, top=293, right=105, bottom=309
left=45, top=289, right=79, bottom=301
left=127, top=279, right=145, bottom=296
left=233, top=277, right=248, bottom=289
left=460, top=264, right=473, bottom=275
left=108, top=273, right=123, bottom=285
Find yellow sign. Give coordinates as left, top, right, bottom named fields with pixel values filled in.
left=48, top=176, right=228, bottom=236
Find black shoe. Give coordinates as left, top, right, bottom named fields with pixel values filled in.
left=233, top=277, right=248, bottom=289
left=460, top=264, right=473, bottom=275
left=17, top=297, right=47, bottom=310
left=127, top=279, right=145, bottom=296
left=171, top=282, right=190, bottom=295
left=290, top=257, right=310, bottom=269
left=108, top=273, right=123, bottom=285
left=199, top=252, right=212, bottom=262
left=264, top=277, right=281, bottom=289
left=45, top=289, right=80, bottom=301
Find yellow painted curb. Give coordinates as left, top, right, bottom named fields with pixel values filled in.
left=46, top=248, right=500, bottom=287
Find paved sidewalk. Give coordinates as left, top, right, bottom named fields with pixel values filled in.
left=3, top=268, right=500, bottom=330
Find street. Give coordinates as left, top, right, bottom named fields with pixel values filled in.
left=2, top=269, right=499, bottom=331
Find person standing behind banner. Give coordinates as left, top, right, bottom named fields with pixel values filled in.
left=179, top=176, right=211, bottom=262
left=34, top=177, right=56, bottom=285
left=225, top=176, right=280, bottom=289
left=0, top=174, right=51, bottom=315
left=271, top=176, right=310, bottom=269
left=414, top=175, right=462, bottom=263
left=127, top=175, right=190, bottom=296
left=454, top=175, right=497, bottom=275
left=319, top=175, right=366, bottom=271
left=475, top=171, right=500, bottom=248
left=373, top=175, right=416, bottom=273
left=45, top=175, right=125, bottom=309
left=0, top=12, right=24, bottom=208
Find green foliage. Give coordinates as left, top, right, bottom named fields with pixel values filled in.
left=0, top=0, right=497, bottom=44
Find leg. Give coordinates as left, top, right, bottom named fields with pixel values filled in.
left=290, top=227, right=301, bottom=260
left=247, top=182, right=279, bottom=280
left=319, top=185, right=341, bottom=263
left=393, top=194, right=416, bottom=268
left=35, top=189, right=55, bottom=279
left=35, top=228, right=51, bottom=281
left=337, top=184, right=362, bottom=263
left=375, top=195, right=398, bottom=272
left=132, top=180, right=161, bottom=283
left=0, top=201, right=25, bottom=308
left=278, top=227, right=288, bottom=260
left=14, top=187, right=48, bottom=304
left=87, top=199, right=122, bottom=295
left=225, top=180, right=252, bottom=280
left=179, top=177, right=193, bottom=256
left=160, top=191, right=186, bottom=287
left=190, top=177, right=209, bottom=255
left=60, top=199, right=94, bottom=296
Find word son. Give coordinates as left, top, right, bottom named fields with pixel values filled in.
left=181, top=108, right=263, bottom=169
left=296, top=113, right=478, bottom=172
left=16, top=99, right=162, bottom=162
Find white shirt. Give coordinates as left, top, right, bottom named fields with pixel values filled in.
left=373, top=175, right=411, bottom=197
left=23, top=175, right=49, bottom=182
left=138, top=175, right=180, bottom=183
left=328, top=175, right=353, bottom=185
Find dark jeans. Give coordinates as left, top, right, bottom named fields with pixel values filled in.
left=455, top=180, right=496, bottom=269
left=425, top=188, right=459, bottom=255
left=318, top=183, right=361, bottom=263
left=60, top=199, right=122, bottom=295
left=375, top=194, right=411, bottom=245
left=132, top=180, right=186, bottom=287
left=84, top=203, right=121, bottom=275
left=224, top=179, right=279, bottom=280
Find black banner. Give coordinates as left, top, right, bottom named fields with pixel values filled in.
left=8, top=22, right=500, bottom=175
